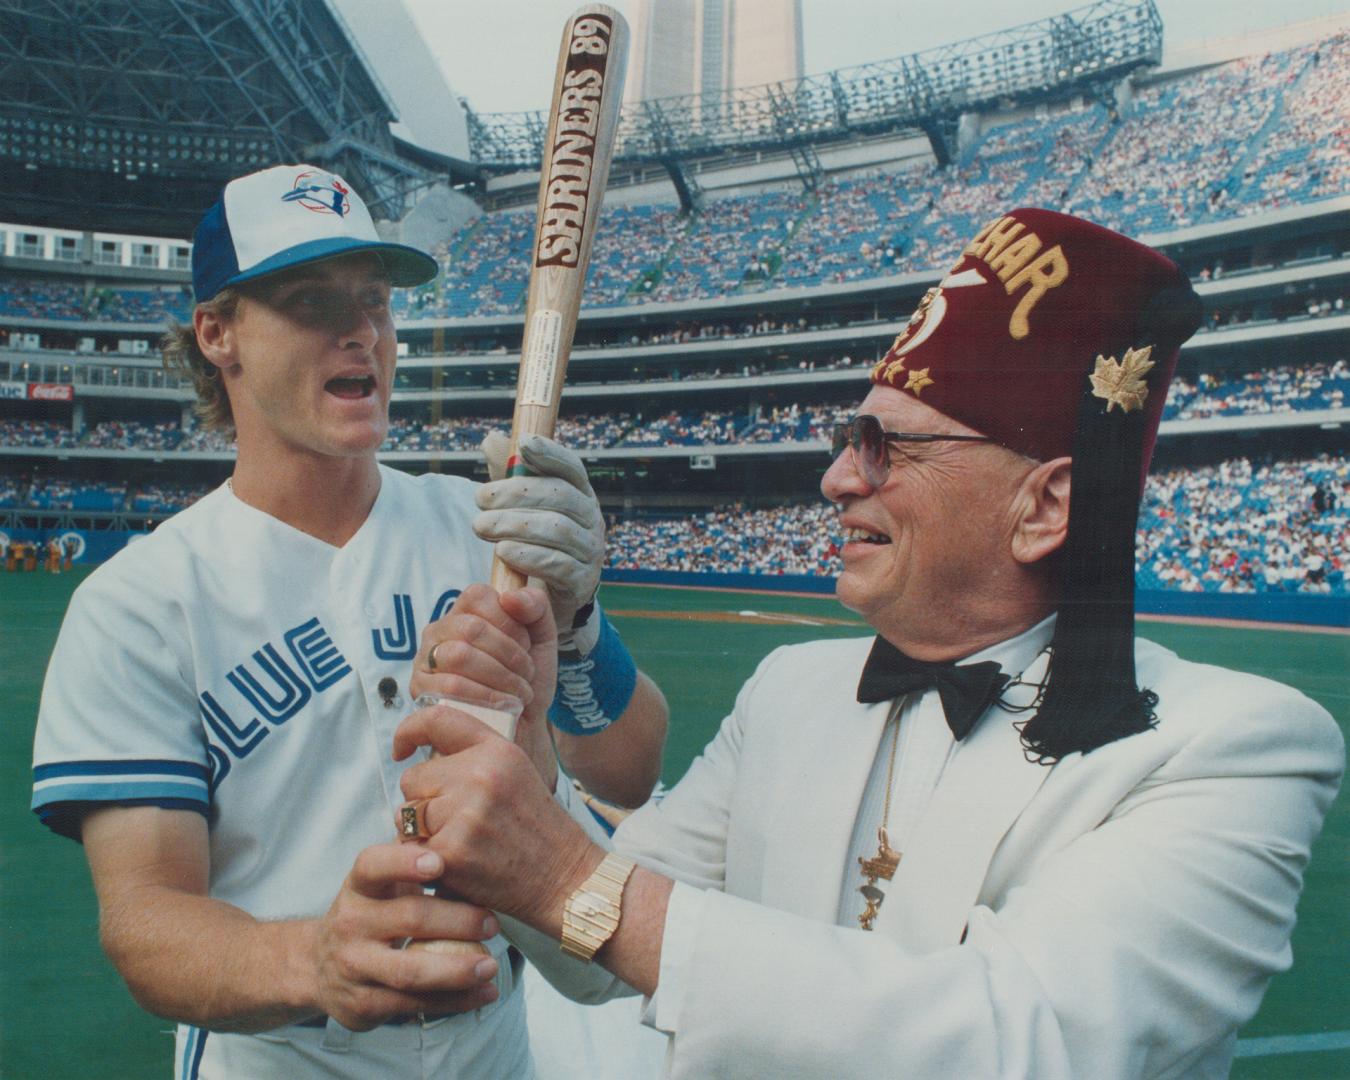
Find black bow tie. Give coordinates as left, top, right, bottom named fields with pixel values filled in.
left=856, top=637, right=1011, bottom=741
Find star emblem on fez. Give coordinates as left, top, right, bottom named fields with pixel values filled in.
left=904, top=368, right=935, bottom=395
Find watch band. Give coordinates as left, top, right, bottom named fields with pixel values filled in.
left=560, top=852, right=636, bottom=963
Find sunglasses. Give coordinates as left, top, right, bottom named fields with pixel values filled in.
left=829, top=414, right=997, bottom=488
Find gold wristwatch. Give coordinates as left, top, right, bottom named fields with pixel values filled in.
left=560, top=852, right=636, bottom=962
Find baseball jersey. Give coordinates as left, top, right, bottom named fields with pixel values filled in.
left=31, top=465, right=536, bottom=1077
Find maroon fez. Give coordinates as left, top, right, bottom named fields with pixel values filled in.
left=870, top=208, right=1202, bottom=761
left=871, top=208, right=1197, bottom=488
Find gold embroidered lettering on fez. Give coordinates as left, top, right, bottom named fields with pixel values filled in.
left=973, top=218, right=1026, bottom=264
left=870, top=358, right=890, bottom=381
left=1004, top=245, right=1069, bottom=340
left=989, top=233, right=1044, bottom=283
left=962, top=215, right=1006, bottom=259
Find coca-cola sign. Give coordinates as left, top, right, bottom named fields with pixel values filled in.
left=30, top=383, right=74, bottom=401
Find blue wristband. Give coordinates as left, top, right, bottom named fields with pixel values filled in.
left=548, top=614, right=637, bottom=735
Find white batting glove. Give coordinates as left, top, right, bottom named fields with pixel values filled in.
left=474, top=431, right=604, bottom=655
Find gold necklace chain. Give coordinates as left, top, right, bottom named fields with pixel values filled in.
left=858, top=712, right=903, bottom=930
left=855, top=644, right=1051, bottom=931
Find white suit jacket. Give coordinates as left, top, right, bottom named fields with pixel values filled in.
left=523, top=635, right=1342, bottom=1080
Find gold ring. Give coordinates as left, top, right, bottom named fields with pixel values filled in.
left=397, top=799, right=433, bottom=842
left=427, top=642, right=440, bottom=673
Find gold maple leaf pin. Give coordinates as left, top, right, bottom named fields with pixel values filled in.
left=1089, top=345, right=1155, bottom=414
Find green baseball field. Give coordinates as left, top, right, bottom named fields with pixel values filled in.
left=2, top=570, right=1345, bottom=1078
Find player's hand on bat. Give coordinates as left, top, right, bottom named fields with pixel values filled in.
left=311, top=842, right=502, bottom=1030
left=474, top=431, right=605, bottom=648
left=393, top=705, right=600, bottom=930
left=412, top=584, right=558, bottom=788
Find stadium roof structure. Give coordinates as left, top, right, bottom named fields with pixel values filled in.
left=0, top=0, right=463, bottom=238
left=466, top=0, right=1163, bottom=203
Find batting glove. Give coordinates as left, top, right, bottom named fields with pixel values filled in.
left=475, top=431, right=605, bottom=656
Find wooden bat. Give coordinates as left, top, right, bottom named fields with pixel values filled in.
left=490, top=3, right=629, bottom=593
left=407, top=2, right=628, bottom=958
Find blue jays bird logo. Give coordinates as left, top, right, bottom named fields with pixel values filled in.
left=281, top=172, right=351, bottom=216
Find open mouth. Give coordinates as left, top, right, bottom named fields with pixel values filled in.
left=842, top=526, right=891, bottom=546
left=325, top=375, right=376, bottom=400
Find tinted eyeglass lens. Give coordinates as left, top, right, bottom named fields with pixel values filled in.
left=829, top=416, right=888, bottom=487
left=854, top=415, right=889, bottom=486
left=830, top=422, right=851, bottom=460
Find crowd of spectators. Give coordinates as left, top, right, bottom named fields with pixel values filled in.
left=1234, top=32, right=1350, bottom=215
left=583, top=204, right=690, bottom=307
left=0, top=420, right=78, bottom=448
left=646, top=190, right=812, bottom=303
left=0, top=277, right=87, bottom=320
left=1, top=474, right=205, bottom=512
left=1135, top=455, right=1346, bottom=594
left=0, top=278, right=191, bottom=324
left=1164, top=359, right=1348, bottom=419
left=1198, top=293, right=1347, bottom=333
left=606, top=500, right=841, bottom=576
left=19, top=476, right=127, bottom=511
left=129, top=482, right=213, bottom=513
left=2, top=30, right=1346, bottom=324
left=81, top=419, right=183, bottom=451
left=2, top=360, right=1346, bottom=457
left=5, top=449, right=1344, bottom=597
left=604, top=453, right=1348, bottom=595
left=1068, top=46, right=1308, bottom=234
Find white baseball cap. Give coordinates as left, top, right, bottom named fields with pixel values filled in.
left=191, top=164, right=438, bottom=301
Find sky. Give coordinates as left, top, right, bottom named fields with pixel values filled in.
left=401, top=0, right=1350, bottom=115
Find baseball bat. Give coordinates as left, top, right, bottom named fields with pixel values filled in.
left=490, top=3, right=629, bottom=592
left=406, top=3, right=628, bottom=958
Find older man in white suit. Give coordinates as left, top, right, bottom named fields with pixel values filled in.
left=400, top=207, right=1343, bottom=1079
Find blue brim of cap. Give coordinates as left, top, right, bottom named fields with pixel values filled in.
left=220, top=237, right=438, bottom=295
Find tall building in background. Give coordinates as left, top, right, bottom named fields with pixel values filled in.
left=625, top=0, right=804, bottom=106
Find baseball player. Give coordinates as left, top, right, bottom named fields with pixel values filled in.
left=30, top=164, right=667, bottom=1079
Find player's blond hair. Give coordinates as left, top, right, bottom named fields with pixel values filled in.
left=161, top=288, right=241, bottom=433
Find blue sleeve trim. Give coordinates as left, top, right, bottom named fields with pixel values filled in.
left=179, top=1024, right=208, bottom=1080
left=35, top=798, right=209, bottom=843
left=34, top=758, right=210, bottom=781
left=34, top=760, right=209, bottom=805
left=32, top=779, right=210, bottom=809
left=548, top=613, right=638, bottom=736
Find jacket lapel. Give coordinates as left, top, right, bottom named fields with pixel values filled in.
left=758, top=696, right=894, bottom=922
left=883, top=650, right=1053, bottom=951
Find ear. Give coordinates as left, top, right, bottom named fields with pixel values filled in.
left=1010, top=456, right=1071, bottom=566
left=193, top=304, right=237, bottom=373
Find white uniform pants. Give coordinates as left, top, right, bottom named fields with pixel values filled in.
left=174, top=949, right=532, bottom=1079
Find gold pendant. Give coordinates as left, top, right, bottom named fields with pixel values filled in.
left=857, top=829, right=902, bottom=931
left=859, top=883, right=885, bottom=931
left=858, top=828, right=901, bottom=882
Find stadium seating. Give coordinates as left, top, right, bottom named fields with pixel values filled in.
left=606, top=452, right=1348, bottom=594
left=1, top=30, right=1346, bottom=322
left=0, top=363, right=1344, bottom=456
left=1135, top=455, right=1346, bottom=594
left=1164, top=360, right=1349, bottom=419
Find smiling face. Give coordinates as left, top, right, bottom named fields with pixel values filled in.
left=201, top=253, right=396, bottom=465
left=821, top=384, right=1048, bottom=655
